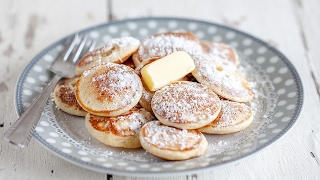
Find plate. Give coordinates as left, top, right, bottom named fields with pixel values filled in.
left=15, top=17, right=303, bottom=177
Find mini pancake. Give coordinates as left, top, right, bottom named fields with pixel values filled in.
left=151, top=81, right=221, bottom=129
left=75, top=63, right=143, bottom=117
left=199, top=100, right=253, bottom=134
left=139, top=121, right=208, bottom=160
left=192, top=53, right=254, bottom=102
left=75, top=37, right=140, bottom=76
left=53, top=77, right=87, bottom=116
left=86, top=108, right=154, bottom=148
left=132, top=31, right=202, bottom=67
left=201, top=41, right=239, bottom=66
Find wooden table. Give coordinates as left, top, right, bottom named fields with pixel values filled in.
left=1, top=0, right=319, bottom=179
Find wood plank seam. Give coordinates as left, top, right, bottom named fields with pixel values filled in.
left=291, top=0, right=320, bottom=99
left=108, top=0, right=115, bottom=21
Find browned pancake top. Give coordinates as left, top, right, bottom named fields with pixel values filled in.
left=77, top=37, right=140, bottom=67
left=88, top=108, right=154, bottom=137
left=55, top=77, right=84, bottom=110
left=75, top=63, right=142, bottom=116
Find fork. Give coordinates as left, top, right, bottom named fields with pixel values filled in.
left=3, top=34, right=96, bottom=148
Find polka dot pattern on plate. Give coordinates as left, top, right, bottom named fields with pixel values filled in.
left=89, top=31, right=100, bottom=39
left=39, top=75, right=48, bottom=82
left=256, top=57, right=266, bottom=64
left=207, top=26, right=217, bottom=34
left=167, top=20, right=177, bottom=29
left=273, top=77, right=282, bottom=84
left=148, top=20, right=157, bottom=29
left=34, top=86, right=43, bottom=93
left=23, top=90, right=32, bottom=96
left=62, top=149, right=72, bottom=153
left=277, top=100, right=286, bottom=106
left=242, top=38, right=252, bottom=46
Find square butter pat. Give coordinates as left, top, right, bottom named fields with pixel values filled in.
left=141, top=51, right=195, bottom=91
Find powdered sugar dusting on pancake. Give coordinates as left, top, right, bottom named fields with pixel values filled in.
left=141, top=121, right=204, bottom=150
left=201, top=42, right=239, bottom=66
left=216, top=100, right=252, bottom=128
left=192, top=53, right=254, bottom=102
left=89, top=63, right=141, bottom=107
left=151, top=81, right=221, bottom=124
left=76, top=63, right=143, bottom=116
left=78, top=37, right=140, bottom=66
left=135, top=32, right=202, bottom=65
left=88, top=108, right=154, bottom=136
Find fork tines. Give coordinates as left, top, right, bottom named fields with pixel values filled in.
left=63, top=34, right=96, bottom=64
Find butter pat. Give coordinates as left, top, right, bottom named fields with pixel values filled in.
left=141, top=51, right=195, bottom=91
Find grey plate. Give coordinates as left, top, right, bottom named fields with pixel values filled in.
left=15, top=17, right=303, bottom=177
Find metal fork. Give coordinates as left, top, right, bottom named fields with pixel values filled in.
left=3, top=34, right=96, bottom=148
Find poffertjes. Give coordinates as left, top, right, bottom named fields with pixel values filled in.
left=198, top=100, right=253, bottom=134
left=53, top=31, right=256, bottom=161
left=75, top=37, right=140, bottom=76
left=151, top=81, right=221, bottom=129
left=53, top=77, right=87, bottom=116
left=201, top=41, right=239, bottom=66
left=192, top=53, right=254, bottom=102
left=139, top=121, right=208, bottom=160
left=75, top=63, right=143, bottom=117
left=132, top=31, right=202, bottom=67
left=86, top=108, right=154, bottom=148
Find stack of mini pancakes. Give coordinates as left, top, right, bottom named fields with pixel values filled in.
left=53, top=32, right=254, bottom=161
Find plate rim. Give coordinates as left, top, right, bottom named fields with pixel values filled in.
left=14, top=17, right=304, bottom=177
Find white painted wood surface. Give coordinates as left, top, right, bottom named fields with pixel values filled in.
left=0, top=0, right=319, bottom=179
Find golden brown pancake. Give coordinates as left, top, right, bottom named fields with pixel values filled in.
left=151, top=81, right=221, bottom=129
left=199, top=100, right=253, bottom=134
left=132, top=31, right=202, bottom=67
left=75, top=63, right=143, bottom=117
left=192, top=53, right=254, bottom=102
left=86, top=108, right=154, bottom=148
left=139, top=121, right=208, bottom=160
left=53, top=77, right=87, bottom=116
left=201, top=41, right=239, bottom=66
left=75, top=37, right=140, bottom=76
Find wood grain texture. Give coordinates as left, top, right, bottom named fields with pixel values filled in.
left=293, top=0, right=320, bottom=96
left=0, top=0, right=319, bottom=179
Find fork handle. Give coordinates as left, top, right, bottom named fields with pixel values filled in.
left=3, top=75, right=62, bottom=148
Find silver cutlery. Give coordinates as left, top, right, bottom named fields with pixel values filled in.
left=3, top=34, right=96, bottom=148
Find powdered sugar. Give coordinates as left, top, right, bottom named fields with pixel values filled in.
left=110, top=108, right=155, bottom=135
left=202, top=42, right=238, bottom=66
left=142, top=121, right=203, bottom=150
left=192, top=53, right=252, bottom=99
left=151, top=82, right=220, bottom=123
left=213, top=100, right=252, bottom=129
left=141, top=87, right=154, bottom=103
left=138, top=34, right=202, bottom=62
left=89, top=63, right=141, bottom=107
left=54, top=31, right=279, bottom=163
left=82, top=37, right=140, bottom=65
